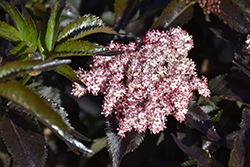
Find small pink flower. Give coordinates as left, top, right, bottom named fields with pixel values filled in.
left=71, top=27, right=211, bottom=137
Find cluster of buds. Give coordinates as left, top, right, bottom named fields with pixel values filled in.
left=71, top=27, right=211, bottom=137
left=181, top=0, right=221, bottom=14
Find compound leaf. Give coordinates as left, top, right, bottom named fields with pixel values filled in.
left=0, top=1, right=31, bottom=43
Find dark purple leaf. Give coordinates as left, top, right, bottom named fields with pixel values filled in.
left=0, top=82, right=92, bottom=155
left=0, top=108, right=47, bottom=167
left=228, top=107, right=250, bottom=167
left=209, top=73, right=250, bottom=105
left=106, top=116, right=144, bottom=167
left=213, top=0, right=250, bottom=33
left=0, top=138, right=12, bottom=167
left=172, top=134, right=223, bottom=167
left=151, top=0, right=194, bottom=29
left=185, top=100, right=220, bottom=142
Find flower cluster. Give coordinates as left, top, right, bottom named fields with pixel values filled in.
left=181, top=0, right=221, bottom=14
left=71, top=27, right=211, bottom=137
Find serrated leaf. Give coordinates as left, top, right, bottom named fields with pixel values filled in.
left=106, top=116, right=144, bottom=167
left=228, top=107, right=250, bottom=167
left=0, top=108, right=47, bottom=167
left=57, top=14, right=117, bottom=43
left=172, top=134, right=223, bottom=167
left=213, top=0, right=250, bottom=33
left=0, top=82, right=92, bottom=154
left=186, top=100, right=220, bottom=142
left=51, top=40, right=123, bottom=58
left=209, top=73, right=250, bottom=105
left=0, top=138, right=12, bottom=167
left=53, top=64, right=86, bottom=87
left=21, top=5, right=38, bottom=48
left=0, top=1, right=31, bottom=43
left=0, top=59, right=71, bottom=82
left=0, top=21, right=22, bottom=43
left=45, top=0, right=65, bottom=51
left=151, top=0, right=194, bottom=29
left=54, top=40, right=104, bottom=53
left=9, top=41, right=29, bottom=56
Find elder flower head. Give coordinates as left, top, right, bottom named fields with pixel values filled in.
left=71, top=27, right=211, bottom=137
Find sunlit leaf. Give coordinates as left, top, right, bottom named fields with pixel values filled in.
left=0, top=1, right=31, bottom=43
left=51, top=40, right=123, bottom=58
left=213, top=0, right=250, bottom=33
left=106, top=116, right=144, bottom=167
left=0, top=107, right=47, bottom=167
left=45, top=0, right=65, bottom=51
left=0, top=59, right=71, bottom=82
left=57, top=15, right=117, bottom=43
left=0, top=82, right=92, bottom=154
left=172, top=134, right=223, bottom=167
left=0, top=21, right=22, bottom=43
left=151, top=0, right=194, bottom=29
left=53, top=64, right=86, bottom=87
left=228, top=107, right=250, bottom=167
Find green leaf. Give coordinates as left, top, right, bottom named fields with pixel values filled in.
left=0, top=59, right=71, bottom=82
left=51, top=40, right=123, bottom=58
left=53, top=64, right=86, bottom=87
left=45, top=0, right=65, bottom=51
left=54, top=40, right=105, bottom=53
left=0, top=21, right=22, bottom=43
left=9, top=41, right=37, bottom=56
left=0, top=1, right=31, bottom=43
left=57, top=14, right=117, bottom=43
left=21, top=5, right=38, bottom=48
left=0, top=107, right=47, bottom=167
left=0, top=82, right=92, bottom=154
left=106, top=116, right=144, bottom=167
left=151, top=0, right=194, bottom=29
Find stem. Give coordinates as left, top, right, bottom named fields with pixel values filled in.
left=20, top=74, right=32, bottom=85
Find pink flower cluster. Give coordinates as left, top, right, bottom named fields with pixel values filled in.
left=71, top=27, right=211, bottom=137
left=181, top=0, right=221, bottom=14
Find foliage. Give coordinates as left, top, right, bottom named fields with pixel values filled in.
left=0, top=0, right=250, bottom=167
